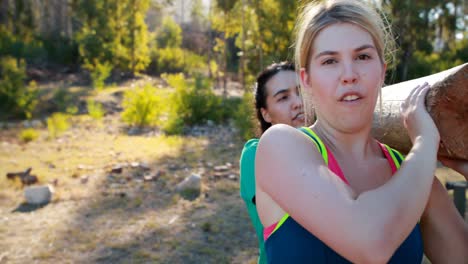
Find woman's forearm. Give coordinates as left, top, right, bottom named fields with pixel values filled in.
left=352, top=136, right=437, bottom=259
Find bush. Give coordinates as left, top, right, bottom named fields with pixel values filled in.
left=121, top=84, right=165, bottom=127
left=148, top=47, right=207, bottom=75
left=41, top=36, right=79, bottom=65
left=0, top=56, right=38, bottom=119
left=162, top=73, right=221, bottom=134
left=87, top=100, right=104, bottom=120
left=89, top=61, right=112, bottom=90
left=47, top=113, right=70, bottom=139
left=234, top=90, right=255, bottom=140
left=19, top=128, right=39, bottom=143
left=52, top=87, right=75, bottom=113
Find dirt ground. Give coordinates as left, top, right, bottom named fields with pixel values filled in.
left=0, top=76, right=466, bottom=264
left=0, top=116, right=259, bottom=264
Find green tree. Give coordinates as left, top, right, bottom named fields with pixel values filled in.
left=73, top=0, right=150, bottom=74
left=382, top=0, right=466, bottom=82
left=124, top=0, right=150, bottom=74
left=156, top=16, right=183, bottom=48
left=0, top=57, right=37, bottom=119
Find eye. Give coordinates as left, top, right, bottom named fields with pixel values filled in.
left=357, top=54, right=371, bottom=60
left=278, top=95, right=288, bottom=102
left=322, top=58, right=337, bottom=65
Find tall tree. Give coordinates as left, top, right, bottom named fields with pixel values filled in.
left=73, top=0, right=150, bottom=73
left=126, top=0, right=150, bottom=74
left=213, top=0, right=238, bottom=96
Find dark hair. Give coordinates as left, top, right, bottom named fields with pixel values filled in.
left=254, top=61, right=295, bottom=134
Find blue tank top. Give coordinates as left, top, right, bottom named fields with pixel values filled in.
left=264, top=127, right=424, bottom=263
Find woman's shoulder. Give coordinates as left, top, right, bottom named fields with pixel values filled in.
left=257, top=124, right=321, bottom=163
left=259, top=124, right=306, bottom=147
left=241, top=138, right=259, bottom=156
left=243, top=138, right=259, bottom=149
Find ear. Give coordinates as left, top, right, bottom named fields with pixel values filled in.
left=380, top=63, right=387, bottom=84
left=300, top=67, right=311, bottom=90
left=260, top=107, right=272, bottom=123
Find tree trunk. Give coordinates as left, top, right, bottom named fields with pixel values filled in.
left=372, top=63, right=468, bottom=160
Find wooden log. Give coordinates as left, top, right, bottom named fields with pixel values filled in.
left=372, top=63, right=468, bottom=160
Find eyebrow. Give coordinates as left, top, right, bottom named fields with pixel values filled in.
left=314, top=44, right=376, bottom=59
left=273, top=89, right=289, bottom=97
left=272, top=85, right=299, bottom=97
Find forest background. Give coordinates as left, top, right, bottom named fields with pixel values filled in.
left=0, top=0, right=467, bottom=136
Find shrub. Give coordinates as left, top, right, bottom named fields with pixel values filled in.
left=234, top=90, right=255, bottom=140
left=121, top=84, right=165, bottom=127
left=0, top=56, right=38, bottom=119
left=19, top=128, right=39, bottom=143
left=47, top=113, right=70, bottom=139
left=87, top=100, right=105, bottom=120
left=148, top=47, right=207, bottom=75
left=51, top=87, right=73, bottom=113
left=89, top=61, right=112, bottom=90
left=161, top=73, right=221, bottom=134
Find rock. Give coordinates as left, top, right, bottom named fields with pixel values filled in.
left=128, top=127, right=141, bottom=135
left=213, top=172, right=227, bottom=178
left=130, top=162, right=139, bottom=168
left=80, top=175, right=89, bottom=184
left=168, top=215, right=179, bottom=225
left=168, top=164, right=178, bottom=171
left=143, top=175, right=153, bottom=181
left=7, top=122, right=16, bottom=129
left=134, top=179, right=144, bottom=184
left=139, top=162, right=151, bottom=170
left=111, top=165, right=123, bottom=174
left=31, top=120, right=42, bottom=128
left=22, top=120, right=32, bottom=128
left=24, top=185, right=53, bottom=205
left=228, top=174, right=237, bottom=180
left=214, top=165, right=229, bottom=172
left=175, top=174, right=202, bottom=200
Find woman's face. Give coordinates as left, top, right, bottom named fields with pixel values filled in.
left=301, top=23, right=386, bottom=133
left=261, top=71, right=304, bottom=128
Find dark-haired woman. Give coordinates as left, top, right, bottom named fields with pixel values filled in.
left=239, top=62, right=305, bottom=264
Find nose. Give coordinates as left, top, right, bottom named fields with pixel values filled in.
left=341, top=60, right=358, bottom=85
left=292, top=91, right=303, bottom=110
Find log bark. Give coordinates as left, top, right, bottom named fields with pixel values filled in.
left=372, top=63, right=468, bottom=160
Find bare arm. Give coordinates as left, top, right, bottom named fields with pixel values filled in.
left=256, top=84, right=440, bottom=263
left=421, top=178, right=468, bottom=264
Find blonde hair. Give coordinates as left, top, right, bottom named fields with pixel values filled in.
left=294, top=0, right=395, bottom=124
left=295, top=0, right=394, bottom=71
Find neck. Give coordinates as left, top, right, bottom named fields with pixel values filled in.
left=311, top=119, right=379, bottom=161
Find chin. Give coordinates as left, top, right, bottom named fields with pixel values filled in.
left=337, top=118, right=372, bottom=133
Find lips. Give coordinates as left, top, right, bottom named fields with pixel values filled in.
left=293, top=112, right=305, bottom=121
left=339, top=92, right=363, bottom=102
